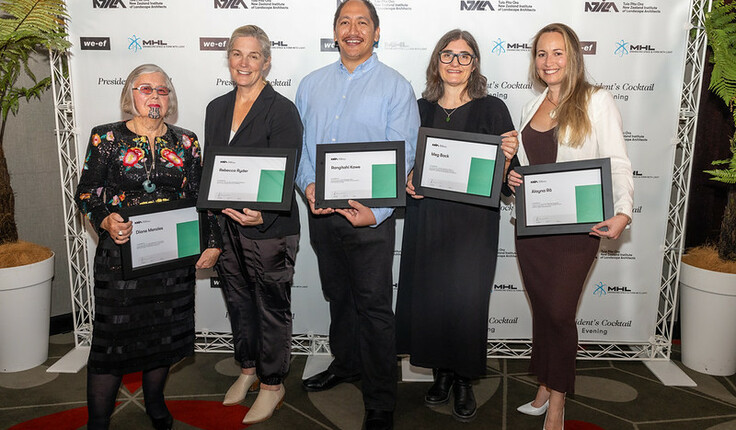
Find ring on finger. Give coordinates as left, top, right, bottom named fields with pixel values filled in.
left=118, top=230, right=123, bottom=236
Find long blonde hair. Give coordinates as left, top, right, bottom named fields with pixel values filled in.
left=530, top=23, right=595, bottom=148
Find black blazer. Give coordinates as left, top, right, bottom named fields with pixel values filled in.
left=204, top=84, right=303, bottom=239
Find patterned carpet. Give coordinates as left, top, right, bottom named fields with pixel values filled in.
left=1, top=333, right=736, bottom=429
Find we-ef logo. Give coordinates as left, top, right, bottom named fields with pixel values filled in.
left=214, top=0, right=248, bottom=8
left=93, top=0, right=126, bottom=7
left=461, top=1, right=494, bottom=11
left=320, top=38, right=338, bottom=52
left=80, top=37, right=111, bottom=50
left=581, top=41, right=597, bottom=55
left=585, top=1, right=618, bottom=12
left=200, top=38, right=228, bottom=51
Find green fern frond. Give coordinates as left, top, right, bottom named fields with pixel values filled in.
left=704, top=169, right=736, bottom=184
left=706, top=0, right=736, bottom=109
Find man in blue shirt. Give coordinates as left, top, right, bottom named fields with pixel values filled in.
left=295, top=1, right=419, bottom=429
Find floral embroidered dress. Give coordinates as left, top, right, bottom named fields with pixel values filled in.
left=75, top=121, right=220, bottom=375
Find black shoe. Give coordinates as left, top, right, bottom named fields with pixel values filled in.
left=424, top=369, right=454, bottom=406
left=302, top=369, right=360, bottom=392
left=148, top=413, right=173, bottom=430
left=452, top=377, right=477, bottom=422
left=364, top=409, right=393, bottom=430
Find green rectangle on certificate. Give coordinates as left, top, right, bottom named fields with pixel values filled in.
left=575, top=184, right=604, bottom=223
left=466, top=157, right=494, bottom=196
left=257, top=170, right=285, bottom=202
left=372, top=164, right=396, bottom=198
left=176, top=220, right=200, bottom=258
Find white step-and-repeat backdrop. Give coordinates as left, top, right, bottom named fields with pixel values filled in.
left=67, top=0, right=691, bottom=345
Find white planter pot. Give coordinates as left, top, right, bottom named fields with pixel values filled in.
left=0, top=253, right=55, bottom=372
left=679, top=261, right=736, bottom=376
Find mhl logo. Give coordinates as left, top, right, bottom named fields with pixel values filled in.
left=608, top=286, right=632, bottom=292
left=143, top=40, right=168, bottom=47
left=630, top=44, right=655, bottom=51
left=461, top=1, right=494, bottom=11
left=633, top=170, right=643, bottom=176
left=585, top=2, right=618, bottom=12
left=93, top=0, right=126, bottom=8
left=272, top=41, right=288, bottom=47
left=494, top=284, right=518, bottom=291
left=214, top=0, right=248, bottom=8
left=508, top=43, right=531, bottom=49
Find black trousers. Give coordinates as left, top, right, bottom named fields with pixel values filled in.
left=216, top=221, right=298, bottom=385
left=308, top=213, right=397, bottom=411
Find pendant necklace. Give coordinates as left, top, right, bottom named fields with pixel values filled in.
left=546, top=93, right=559, bottom=119
left=440, top=105, right=458, bottom=122
left=133, top=120, right=158, bottom=193
left=142, top=147, right=156, bottom=193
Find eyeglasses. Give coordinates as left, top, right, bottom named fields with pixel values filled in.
left=133, top=85, right=170, bottom=96
left=438, top=51, right=476, bottom=66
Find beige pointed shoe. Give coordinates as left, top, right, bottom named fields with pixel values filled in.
left=222, top=373, right=259, bottom=406
left=242, top=384, right=285, bottom=424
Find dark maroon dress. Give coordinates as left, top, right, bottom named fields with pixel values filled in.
left=514, top=124, right=600, bottom=394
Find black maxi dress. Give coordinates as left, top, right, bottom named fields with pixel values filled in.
left=396, top=96, right=514, bottom=378
left=75, top=121, right=220, bottom=375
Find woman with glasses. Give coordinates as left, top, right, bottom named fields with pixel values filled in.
left=507, top=23, right=633, bottom=430
left=395, top=29, right=518, bottom=422
left=204, top=25, right=302, bottom=425
left=75, top=64, right=222, bottom=430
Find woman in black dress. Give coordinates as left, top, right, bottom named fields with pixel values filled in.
left=395, top=29, right=518, bottom=423
left=507, top=23, right=633, bottom=430
left=75, top=64, right=221, bottom=430
left=204, top=25, right=302, bottom=425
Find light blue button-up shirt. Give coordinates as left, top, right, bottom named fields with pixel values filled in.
left=295, top=53, right=420, bottom=226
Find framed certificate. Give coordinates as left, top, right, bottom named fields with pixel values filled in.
left=315, top=141, right=406, bottom=209
left=515, top=158, right=614, bottom=236
left=119, top=199, right=202, bottom=279
left=197, top=146, right=297, bottom=211
left=413, top=127, right=505, bottom=208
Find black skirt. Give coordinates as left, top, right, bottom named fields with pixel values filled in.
left=87, top=236, right=196, bottom=375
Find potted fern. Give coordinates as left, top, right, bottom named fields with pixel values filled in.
left=679, top=0, right=736, bottom=376
left=0, top=0, right=70, bottom=372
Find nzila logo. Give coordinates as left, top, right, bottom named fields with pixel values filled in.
left=214, top=0, right=247, bottom=8
left=585, top=1, right=618, bottom=12
left=461, top=1, right=494, bottom=11
left=93, top=0, right=126, bottom=7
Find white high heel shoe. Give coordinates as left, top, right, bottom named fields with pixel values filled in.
left=517, top=399, right=549, bottom=416
left=223, top=373, right=259, bottom=406
left=242, top=384, right=285, bottom=424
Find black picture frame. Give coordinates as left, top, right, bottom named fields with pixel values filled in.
left=197, top=146, right=297, bottom=211
left=315, top=141, right=406, bottom=209
left=515, top=158, right=614, bottom=236
left=119, top=199, right=202, bottom=279
left=413, top=127, right=505, bottom=208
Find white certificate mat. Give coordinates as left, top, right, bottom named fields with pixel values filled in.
left=197, top=146, right=297, bottom=211
left=420, top=136, right=497, bottom=195
left=208, top=155, right=287, bottom=203
left=315, top=141, right=406, bottom=209
left=413, top=127, right=504, bottom=207
left=120, top=200, right=201, bottom=279
left=524, top=169, right=604, bottom=226
left=324, top=150, right=397, bottom=200
left=515, top=158, right=613, bottom=236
